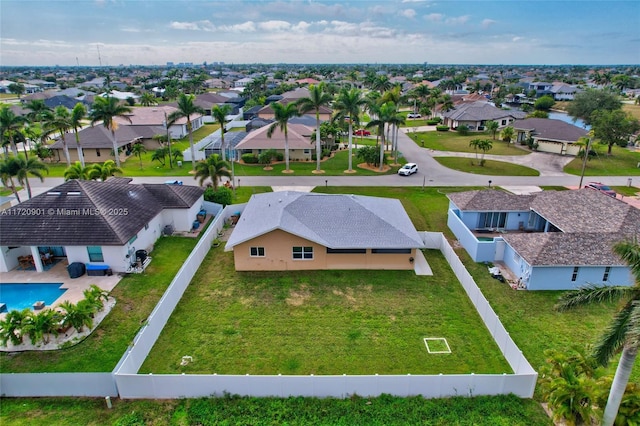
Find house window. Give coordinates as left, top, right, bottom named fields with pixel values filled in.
left=128, top=234, right=138, bottom=245
left=372, top=248, right=412, bottom=254
left=144, top=223, right=149, bottom=230
left=96, top=149, right=101, bottom=157
left=479, top=212, right=507, bottom=229
left=293, top=246, right=313, bottom=260
left=87, top=246, right=104, bottom=262
left=501, top=120, right=507, bottom=126
left=304, top=149, right=311, bottom=154
left=571, top=266, right=579, bottom=282
left=250, top=247, right=265, bottom=257
left=326, top=248, right=366, bottom=254
left=603, top=266, right=611, bottom=282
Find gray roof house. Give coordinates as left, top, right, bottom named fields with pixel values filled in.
left=0, top=179, right=204, bottom=273
left=513, top=118, right=588, bottom=156
left=447, top=189, right=639, bottom=290
left=442, top=101, right=526, bottom=131
left=225, top=191, right=425, bottom=271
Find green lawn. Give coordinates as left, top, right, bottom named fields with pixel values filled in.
left=0, top=394, right=551, bottom=426
left=434, top=157, right=540, bottom=176
left=234, top=149, right=403, bottom=176
left=408, top=131, right=530, bottom=155
left=141, top=249, right=511, bottom=375
left=563, top=144, right=640, bottom=176
left=0, top=236, right=198, bottom=373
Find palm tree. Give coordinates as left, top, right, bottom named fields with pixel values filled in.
left=64, top=161, right=93, bottom=181
left=0, top=105, right=27, bottom=158
left=83, top=285, right=110, bottom=312
left=41, top=106, right=73, bottom=166
left=486, top=121, right=500, bottom=140
left=332, top=88, right=366, bottom=172
left=0, top=308, right=29, bottom=346
left=297, top=83, right=333, bottom=173
left=555, top=239, right=640, bottom=426
left=387, top=107, right=406, bottom=165
left=366, top=101, right=396, bottom=171
left=267, top=102, right=301, bottom=173
left=90, top=160, right=122, bottom=181
left=89, top=95, right=133, bottom=168
left=24, top=99, right=50, bottom=123
left=372, top=75, right=392, bottom=94
left=130, top=143, right=147, bottom=169
left=70, top=103, right=87, bottom=167
left=13, top=155, right=48, bottom=199
left=501, top=126, right=515, bottom=144
left=194, top=154, right=231, bottom=190
left=22, top=309, right=62, bottom=345
left=211, top=104, right=232, bottom=161
left=139, top=92, right=158, bottom=107
left=0, top=156, right=21, bottom=202
left=168, top=93, right=204, bottom=171
left=59, top=300, right=94, bottom=333
left=469, top=139, right=493, bottom=166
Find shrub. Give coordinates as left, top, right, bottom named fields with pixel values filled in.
left=204, top=187, right=233, bottom=206
left=258, top=149, right=277, bottom=165
left=457, top=124, right=470, bottom=135
left=356, top=145, right=386, bottom=166
left=241, top=153, right=259, bottom=164
left=436, top=125, right=450, bottom=132
left=275, top=152, right=284, bottom=161
left=427, top=118, right=441, bottom=125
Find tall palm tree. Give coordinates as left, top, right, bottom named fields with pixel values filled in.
left=89, top=95, right=133, bottom=168
left=267, top=102, right=300, bottom=173
left=469, top=139, right=493, bottom=166
left=130, top=143, right=147, bottom=169
left=0, top=157, right=21, bottom=202
left=372, top=75, right=392, bottom=94
left=24, top=99, right=50, bottom=123
left=366, top=102, right=396, bottom=171
left=70, top=103, right=87, bottom=167
left=194, top=154, right=231, bottom=190
left=555, top=240, right=640, bottom=426
left=168, top=93, right=204, bottom=170
left=332, top=88, right=366, bottom=172
left=211, top=104, right=232, bottom=161
left=297, top=83, right=333, bottom=172
left=13, top=155, right=48, bottom=199
left=41, top=106, right=73, bottom=166
left=387, top=107, right=406, bottom=164
left=0, top=105, right=27, bottom=158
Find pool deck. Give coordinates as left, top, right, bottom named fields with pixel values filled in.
left=0, top=260, right=122, bottom=316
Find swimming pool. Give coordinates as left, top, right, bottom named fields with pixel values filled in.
left=0, top=283, right=67, bottom=312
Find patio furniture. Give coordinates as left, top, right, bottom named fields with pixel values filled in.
left=86, top=264, right=112, bottom=276
left=33, top=301, right=45, bottom=310
left=18, top=255, right=34, bottom=269
left=67, top=262, right=86, bottom=278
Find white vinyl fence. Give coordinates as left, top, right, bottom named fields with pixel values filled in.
left=1, top=228, right=537, bottom=399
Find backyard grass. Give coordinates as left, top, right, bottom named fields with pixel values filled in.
left=563, top=144, right=640, bottom=176
left=407, top=131, right=530, bottom=156
left=0, top=236, right=198, bottom=373
left=434, top=157, right=540, bottom=176
left=0, top=394, right=551, bottom=426
left=141, top=249, right=511, bottom=375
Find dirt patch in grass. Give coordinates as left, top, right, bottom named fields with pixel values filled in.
left=286, top=285, right=312, bottom=306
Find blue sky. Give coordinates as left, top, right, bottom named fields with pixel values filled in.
left=1, top=0, right=639, bottom=66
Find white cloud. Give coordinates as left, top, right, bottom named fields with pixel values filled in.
left=512, top=36, right=523, bottom=42
left=426, top=13, right=443, bottom=22
left=401, top=9, right=417, bottom=19
left=258, top=20, right=292, bottom=32
left=482, top=19, right=497, bottom=28
left=218, top=21, right=257, bottom=33
left=169, top=21, right=215, bottom=32
left=445, top=15, right=470, bottom=25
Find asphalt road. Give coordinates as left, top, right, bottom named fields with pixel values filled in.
left=20, top=129, right=640, bottom=196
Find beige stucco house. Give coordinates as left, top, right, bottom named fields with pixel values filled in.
left=234, top=122, right=315, bottom=161
left=225, top=191, right=425, bottom=271
left=513, top=118, right=588, bottom=156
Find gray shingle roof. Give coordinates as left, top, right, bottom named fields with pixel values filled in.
left=443, top=102, right=526, bottom=122
left=513, top=118, right=588, bottom=143
left=449, top=189, right=640, bottom=266
left=0, top=180, right=203, bottom=246
left=225, top=192, right=425, bottom=250
left=51, top=125, right=164, bottom=149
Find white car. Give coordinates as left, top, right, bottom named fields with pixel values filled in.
left=407, top=113, right=422, bottom=118
left=398, top=163, right=418, bottom=176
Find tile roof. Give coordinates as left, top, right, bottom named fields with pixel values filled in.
left=443, top=101, right=526, bottom=122
left=225, top=192, right=425, bottom=250
left=513, top=118, right=588, bottom=143
left=0, top=180, right=203, bottom=246
left=449, top=189, right=640, bottom=266
left=50, top=125, right=164, bottom=149
left=235, top=123, right=315, bottom=150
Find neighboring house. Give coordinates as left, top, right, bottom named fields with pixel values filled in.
left=441, top=101, right=526, bottom=131
left=447, top=189, right=639, bottom=290
left=234, top=122, right=315, bottom=161
left=0, top=179, right=204, bottom=273
left=190, top=93, right=239, bottom=118
left=50, top=124, right=165, bottom=163
left=513, top=118, right=588, bottom=156
left=225, top=191, right=425, bottom=271
left=549, top=83, right=579, bottom=101
left=114, top=106, right=204, bottom=140
left=42, top=95, right=89, bottom=110
left=234, top=77, right=253, bottom=88
left=97, top=90, right=138, bottom=101
left=257, top=98, right=332, bottom=121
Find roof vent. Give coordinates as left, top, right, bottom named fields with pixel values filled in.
left=278, top=199, right=282, bottom=203
left=67, top=191, right=81, bottom=195
left=47, top=191, right=61, bottom=195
